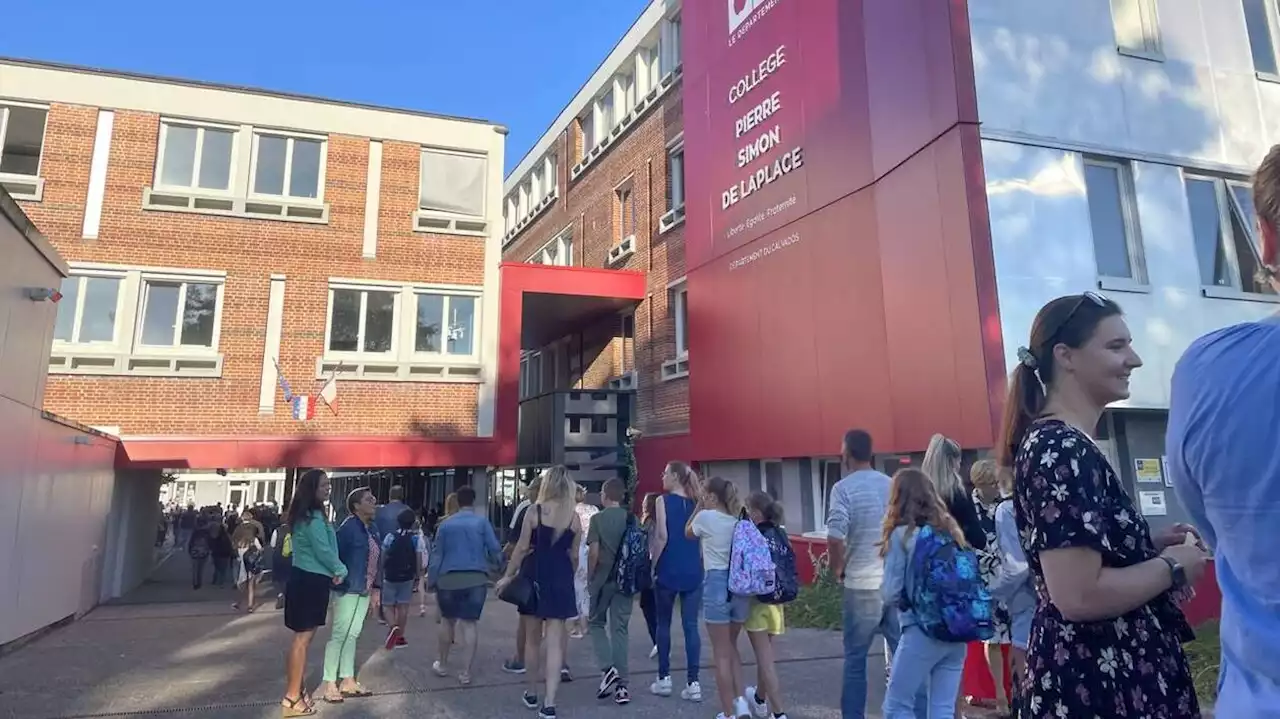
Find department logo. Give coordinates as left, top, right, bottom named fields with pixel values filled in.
left=729, top=0, right=762, bottom=35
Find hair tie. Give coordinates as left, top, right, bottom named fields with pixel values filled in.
left=1016, top=346, right=1038, bottom=370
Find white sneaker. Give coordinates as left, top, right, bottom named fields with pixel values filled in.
left=650, top=675, right=673, bottom=697
left=744, top=686, right=769, bottom=718
left=681, top=681, right=703, bottom=702
left=733, top=696, right=751, bottom=718
left=649, top=645, right=658, bottom=659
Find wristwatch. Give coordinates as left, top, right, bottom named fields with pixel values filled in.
left=1160, top=555, right=1187, bottom=590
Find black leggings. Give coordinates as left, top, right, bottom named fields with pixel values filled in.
left=191, top=555, right=208, bottom=588
left=639, top=587, right=657, bottom=644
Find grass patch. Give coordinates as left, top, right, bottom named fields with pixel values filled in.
left=1184, top=620, right=1220, bottom=704
left=789, top=548, right=1223, bottom=706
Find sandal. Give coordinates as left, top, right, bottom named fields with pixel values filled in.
left=280, top=696, right=316, bottom=717
left=340, top=684, right=373, bottom=698
left=321, top=692, right=344, bottom=704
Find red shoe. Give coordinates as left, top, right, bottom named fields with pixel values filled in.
left=384, top=626, right=400, bottom=650
left=395, top=634, right=408, bottom=649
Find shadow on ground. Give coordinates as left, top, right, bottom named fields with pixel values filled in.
left=0, top=553, right=884, bottom=719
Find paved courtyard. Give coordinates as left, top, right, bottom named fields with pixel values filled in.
left=0, top=553, right=885, bottom=719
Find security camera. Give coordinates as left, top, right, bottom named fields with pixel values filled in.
left=25, top=287, right=62, bottom=303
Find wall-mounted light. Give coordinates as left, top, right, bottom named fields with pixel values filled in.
left=25, top=287, right=62, bottom=303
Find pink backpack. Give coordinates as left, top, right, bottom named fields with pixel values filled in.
left=729, top=516, right=777, bottom=596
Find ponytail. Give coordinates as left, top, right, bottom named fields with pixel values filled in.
left=996, top=361, right=1046, bottom=468
left=746, top=490, right=784, bottom=525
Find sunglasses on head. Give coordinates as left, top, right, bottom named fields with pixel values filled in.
left=1049, top=290, right=1109, bottom=342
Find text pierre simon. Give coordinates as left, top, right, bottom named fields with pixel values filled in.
left=722, top=45, right=804, bottom=211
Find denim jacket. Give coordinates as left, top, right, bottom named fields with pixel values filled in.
left=334, top=516, right=374, bottom=595
left=427, top=508, right=501, bottom=589
left=881, top=525, right=919, bottom=629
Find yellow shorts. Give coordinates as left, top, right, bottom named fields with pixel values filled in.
left=744, top=599, right=785, bottom=635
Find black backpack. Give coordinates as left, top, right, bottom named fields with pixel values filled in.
left=757, top=524, right=799, bottom=604
left=384, top=531, right=417, bottom=583
left=615, top=515, right=652, bottom=596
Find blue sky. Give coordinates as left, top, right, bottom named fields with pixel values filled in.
left=2, top=0, right=650, bottom=174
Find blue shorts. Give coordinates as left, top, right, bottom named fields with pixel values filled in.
left=702, top=569, right=749, bottom=624
left=381, top=580, right=414, bottom=607
left=438, top=585, right=487, bottom=622
left=1010, top=608, right=1032, bottom=650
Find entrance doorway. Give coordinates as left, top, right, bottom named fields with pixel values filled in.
left=227, top=481, right=249, bottom=510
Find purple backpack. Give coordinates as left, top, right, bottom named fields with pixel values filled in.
left=729, top=514, right=776, bottom=596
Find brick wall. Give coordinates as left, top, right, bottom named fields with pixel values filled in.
left=23, top=103, right=486, bottom=438
left=503, top=88, right=689, bottom=436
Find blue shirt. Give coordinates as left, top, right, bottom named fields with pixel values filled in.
left=374, top=501, right=410, bottom=542
left=656, top=494, right=703, bottom=592
left=1167, top=317, right=1280, bottom=716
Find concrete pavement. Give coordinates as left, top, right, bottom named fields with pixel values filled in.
left=0, top=553, right=886, bottom=719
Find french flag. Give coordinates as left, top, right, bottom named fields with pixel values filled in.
left=291, top=396, right=315, bottom=420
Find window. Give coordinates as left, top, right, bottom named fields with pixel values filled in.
left=328, top=288, right=397, bottom=354
left=544, top=156, right=558, bottom=197
left=520, top=351, right=543, bottom=398
left=1083, top=158, right=1147, bottom=283
left=673, top=281, right=689, bottom=356
left=580, top=112, right=596, bottom=154
left=662, top=13, right=683, bottom=74
left=414, top=293, right=477, bottom=357
left=251, top=133, right=323, bottom=200
left=156, top=122, right=236, bottom=192
left=50, top=265, right=226, bottom=377
left=620, top=310, right=635, bottom=373
left=1184, top=175, right=1275, bottom=295
left=668, top=144, right=686, bottom=210
left=530, top=229, right=573, bottom=266
left=53, top=275, right=122, bottom=345
left=763, top=461, right=783, bottom=501
left=616, top=184, right=636, bottom=239
left=0, top=103, right=48, bottom=178
left=419, top=149, right=486, bottom=217
left=322, top=281, right=483, bottom=380
left=1111, top=0, right=1162, bottom=57
left=819, top=459, right=843, bottom=526
left=138, top=280, right=219, bottom=348
left=1245, top=0, right=1280, bottom=76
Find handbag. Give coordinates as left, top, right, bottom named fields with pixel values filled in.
left=498, top=505, right=542, bottom=609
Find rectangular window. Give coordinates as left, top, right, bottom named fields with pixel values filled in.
left=1111, top=0, right=1162, bottom=56
left=1083, top=158, right=1147, bottom=282
left=617, top=184, right=635, bottom=238
left=580, top=112, right=595, bottom=154
left=0, top=104, right=49, bottom=177
left=620, top=310, right=635, bottom=372
left=530, top=230, right=573, bottom=266
left=414, top=293, right=477, bottom=357
left=663, top=14, right=683, bottom=74
left=668, top=145, right=686, bottom=210
left=670, top=280, right=689, bottom=357
left=157, top=122, right=236, bottom=192
left=327, top=288, right=397, bottom=354
left=1184, top=174, right=1274, bottom=295
left=251, top=133, right=324, bottom=200
left=544, top=156, right=558, bottom=196
left=419, top=149, right=487, bottom=217
left=53, top=275, right=123, bottom=345
left=763, top=460, right=784, bottom=501
left=1244, top=0, right=1280, bottom=75
left=138, top=280, right=220, bottom=348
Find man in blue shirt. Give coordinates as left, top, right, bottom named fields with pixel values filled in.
left=1166, top=144, right=1280, bottom=717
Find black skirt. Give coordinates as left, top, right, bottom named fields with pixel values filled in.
left=284, top=567, right=331, bottom=632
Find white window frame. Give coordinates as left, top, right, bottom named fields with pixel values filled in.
left=661, top=13, right=683, bottom=75
left=410, top=290, right=482, bottom=362
left=0, top=100, right=50, bottom=182
left=1183, top=172, right=1276, bottom=299
left=1244, top=0, right=1280, bottom=77
left=417, top=146, right=488, bottom=219
left=248, top=129, right=328, bottom=203
left=1082, top=156, right=1148, bottom=289
left=669, top=140, right=686, bottom=212
left=321, top=279, right=485, bottom=381
left=580, top=110, right=596, bottom=154
left=323, top=283, right=402, bottom=361
left=52, top=269, right=128, bottom=352
left=672, top=279, right=688, bottom=357
left=616, top=180, right=637, bottom=240
left=153, top=119, right=240, bottom=195
left=528, top=226, right=574, bottom=266
left=814, top=458, right=844, bottom=534
left=544, top=155, right=558, bottom=199
left=134, top=274, right=226, bottom=355
left=1110, top=0, right=1163, bottom=59
left=50, top=263, right=227, bottom=377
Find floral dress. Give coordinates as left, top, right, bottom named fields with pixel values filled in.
left=971, top=488, right=1012, bottom=645
left=1014, top=419, right=1199, bottom=718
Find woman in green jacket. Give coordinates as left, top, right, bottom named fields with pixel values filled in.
left=281, top=469, right=346, bottom=717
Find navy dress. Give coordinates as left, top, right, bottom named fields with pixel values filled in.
left=1014, top=419, right=1199, bottom=718
left=523, top=504, right=579, bottom=621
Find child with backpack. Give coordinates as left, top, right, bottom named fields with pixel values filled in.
left=879, top=468, right=994, bottom=719
left=687, top=476, right=758, bottom=719
left=380, top=509, right=423, bottom=650
left=587, top=478, right=640, bottom=705
left=742, top=491, right=796, bottom=719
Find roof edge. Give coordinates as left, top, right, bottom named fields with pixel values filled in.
left=0, top=187, right=70, bottom=277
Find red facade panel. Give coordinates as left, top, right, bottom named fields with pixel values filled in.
left=680, top=0, right=1002, bottom=459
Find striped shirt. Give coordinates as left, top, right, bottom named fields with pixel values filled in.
left=826, top=468, right=892, bottom=590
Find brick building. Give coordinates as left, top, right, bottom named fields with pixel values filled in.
left=1, top=58, right=507, bottom=508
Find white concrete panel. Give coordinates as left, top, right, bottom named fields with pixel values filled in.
left=81, top=110, right=115, bottom=240
left=257, top=275, right=287, bottom=415
left=362, top=141, right=383, bottom=259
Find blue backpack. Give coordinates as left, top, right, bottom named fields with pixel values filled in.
left=901, top=524, right=994, bottom=643
left=615, top=515, right=652, bottom=596
left=756, top=524, right=798, bottom=605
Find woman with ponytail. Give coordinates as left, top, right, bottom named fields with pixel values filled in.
left=647, top=461, right=705, bottom=702
left=999, top=292, right=1208, bottom=716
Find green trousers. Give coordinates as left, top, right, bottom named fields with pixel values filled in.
left=589, top=583, right=634, bottom=682
left=323, top=592, right=370, bottom=682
